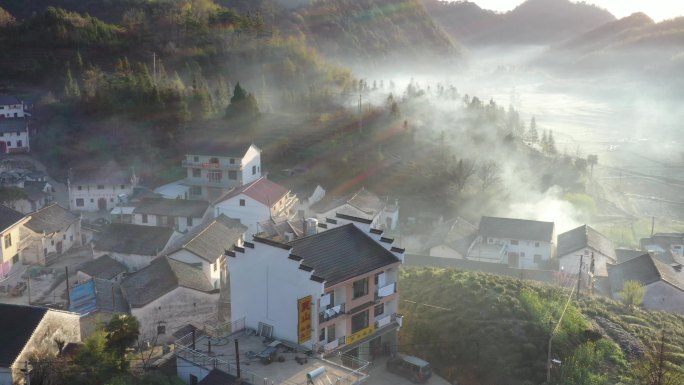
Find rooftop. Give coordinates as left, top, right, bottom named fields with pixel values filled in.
left=557, top=224, right=616, bottom=261
left=94, top=223, right=174, bottom=256
left=215, top=177, right=290, bottom=206
left=69, top=278, right=129, bottom=315
left=0, top=204, right=25, bottom=233
left=256, top=217, right=304, bottom=242
left=615, top=249, right=648, bottom=264
left=0, top=95, right=20, bottom=105
left=68, top=162, right=134, bottom=186
left=286, top=223, right=401, bottom=287
left=77, top=255, right=127, bottom=280
left=24, top=203, right=79, bottom=234
left=163, top=215, right=247, bottom=263
left=0, top=119, right=27, bottom=134
left=607, top=253, right=684, bottom=294
left=23, top=181, right=51, bottom=201
left=310, top=188, right=388, bottom=217
left=133, top=197, right=210, bottom=218
left=478, top=216, right=554, bottom=243
left=121, top=257, right=216, bottom=308
left=185, top=141, right=258, bottom=158
left=0, top=304, right=48, bottom=366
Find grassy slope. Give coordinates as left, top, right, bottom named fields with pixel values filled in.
left=399, top=267, right=684, bottom=385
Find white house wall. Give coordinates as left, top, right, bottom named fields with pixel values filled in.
left=0, top=102, right=26, bottom=118
left=167, top=249, right=221, bottom=289
left=214, top=195, right=270, bottom=237
left=559, top=247, right=611, bottom=276
left=429, top=245, right=464, bottom=259
left=229, top=243, right=323, bottom=348
left=69, top=183, right=135, bottom=212
left=485, top=236, right=553, bottom=269
left=101, top=251, right=154, bottom=272
left=131, top=286, right=219, bottom=344
left=241, top=146, right=261, bottom=185
left=640, top=281, right=684, bottom=314
left=22, top=221, right=82, bottom=265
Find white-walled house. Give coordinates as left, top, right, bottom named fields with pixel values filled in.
left=557, top=225, right=617, bottom=276
left=21, top=204, right=82, bottom=265
left=0, top=205, right=29, bottom=280
left=608, top=253, right=684, bottom=314
left=93, top=223, right=176, bottom=271
left=467, top=216, right=555, bottom=269
left=294, top=184, right=326, bottom=218
left=68, top=163, right=139, bottom=212
left=229, top=216, right=404, bottom=362
left=183, top=142, right=262, bottom=202
left=0, top=119, right=30, bottom=154
left=213, top=177, right=298, bottom=237
left=132, top=198, right=211, bottom=233
left=8, top=180, right=54, bottom=214
left=0, top=304, right=80, bottom=385
left=162, top=214, right=247, bottom=290
left=76, top=254, right=127, bottom=283
left=0, top=95, right=29, bottom=118
left=121, top=257, right=219, bottom=344
left=309, top=188, right=399, bottom=231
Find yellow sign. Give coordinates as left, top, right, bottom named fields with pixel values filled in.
left=346, top=325, right=376, bottom=345
left=298, top=296, right=313, bottom=343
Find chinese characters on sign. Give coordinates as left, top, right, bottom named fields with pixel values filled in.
left=298, top=295, right=312, bottom=343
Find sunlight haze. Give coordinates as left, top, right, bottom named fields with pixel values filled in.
left=469, top=0, right=683, bottom=21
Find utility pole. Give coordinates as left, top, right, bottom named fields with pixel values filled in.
left=27, top=272, right=31, bottom=305
left=235, top=338, right=241, bottom=378
left=576, top=254, right=584, bottom=299
left=65, top=266, right=70, bottom=308
left=22, top=360, right=31, bottom=385
left=152, top=52, right=156, bottom=85
left=358, top=93, right=363, bottom=133
left=651, top=216, right=655, bottom=238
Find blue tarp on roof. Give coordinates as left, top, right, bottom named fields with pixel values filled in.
left=69, top=280, right=98, bottom=316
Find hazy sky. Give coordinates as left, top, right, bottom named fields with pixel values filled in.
left=469, top=0, right=683, bottom=22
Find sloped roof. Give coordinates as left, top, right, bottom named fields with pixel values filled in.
left=94, top=224, right=174, bottom=256
left=69, top=279, right=129, bottom=315
left=0, top=304, right=48, bottom=366
left=479, top=216, right=554, bottom=242
left=185, top=141, right=257, bottom=158
left=288, top=223, right=400, bottom=286
left=0, top=204, right=25, bottom=233
left=197, top=369, right=241, bottom=385
left=615, top=249, right=647, bottom=264
left=24, top=204, right=78, bottom=234
left=23, top=181, right=50, bottom=201
left=214, top=177, right=289, bottom=206
left=557, top=225, right=616, bottom=261
left=133, top=197, right=209, bottom=218
left=163, top=215, right=247, bottom=263
left=310, top=187, right=386, bottom=215
left=257, top=217, right=304, bottom=242
left=77, top=255, right=127, bottom=280
left=68, top=162, right=133, bottom=185
left=0, top=95, right=20, bottom=105
left=121, top=257, right=215, bottom=308
left=0, top=119, right=27, bottom=133
left=607, top=253, right=684, bottom=294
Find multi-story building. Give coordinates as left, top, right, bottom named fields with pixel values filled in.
left=228, top=214, right=404, bottom=362
left=0, top=206, right=29, bottom=280
left=0, top=95, right=28, bottom=118
left=0, top=119, right=30, bottom=154
left=131, top=198, right=211, bottom=233
left=557, top=224, right=616, bottom=276
left=182, top=143, right=262, bottom=202
left=21, top=204, right=82, bottom=266
left=68, top=163, right=138, bottom=212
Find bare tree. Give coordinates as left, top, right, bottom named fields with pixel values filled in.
left=478, top=160, right=501, bottom=192
left=637, top=330, right=684, bottom=385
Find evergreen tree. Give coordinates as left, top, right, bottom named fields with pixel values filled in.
left=226, top=82, right=259, bottom=119
left=547, top=130, right=557, bottom=155
left=527, top=116, right=539, bottom=142
left=63, top=66, right=81, bottom=99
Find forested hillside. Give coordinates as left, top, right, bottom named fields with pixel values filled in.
left=400, top=268, right=684, bottom=385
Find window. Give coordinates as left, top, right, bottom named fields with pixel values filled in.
left=213, top=262, right=217, bottom=271
left=192, top=168, right=201, bottom=177
left=17, top=140, right=22, bottom=147
left=63, top=234, right=66, bottom=240
left=351, top=310, right=369, bottom=333
left=193, top=156, right=199, bottom=162
left=208, top=170, right=222, bottom=182
left=353, top=277, right=368, bottom=299
left=189, top=374, right=198, bottom=385
left=230, top=158, right=235, bottom=164
left=51, top=240, right=54, bottom=246
left=97, top=185, right=104, bottom=190
left=520, top=252, right=525, bottom=258
left=70, top=235, right=73, bottom=242
left=534, top=254, right=542, bottom=263
left=6, top=141, right=10, bottom=146
left=228, top=171, right=237, bottom=180
left=239, top=199, right=245, bottom=206
left=90, top=199, right=94, bottom=203
left=120, top=185, right=125, bottom=189
left=327, top=325, right=336, bottom=343
left=76, top=198, right=84, bottom=207
left=187, top=217, right=192, bottom=227
left=157, top=325, right=166, bottom=335
left=110, top=198, right=114, bottom=202
left=252, top=165, right=257, bottom=175
left=510, top=240, right=519, bottom=245
left=12, top=254, right=18, bottom=263
left=191, top=186, right=202, bottom=195
left=142, top=214, right=148, bottom=224
left=319, top=328, right=326, bottom=342
left=209, top=157, right=219, bottom=164
left=4, top=234, right=11, bottom=248
left=77, top=185, right=82, bottom=191
left=374, top=303, right=384, bottom=317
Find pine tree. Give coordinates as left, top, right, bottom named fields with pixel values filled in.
left=547, top=130, right=557, bottom=155
left=226, top=82, right=259, bottom=119
left=527, top=116, right=539, bottom=142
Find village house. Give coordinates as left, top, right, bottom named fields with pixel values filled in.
left=0, top=95, right=29, bottom=118
left=0, top=304, right=80, bottom=385
left=132, top=197, right=211, bottom=232
left=309, top=187, right=399, bottom=231
left=76, top=254, right=127, bottom=283
left=121, top=257, right=219, bottom=344
left=255, top=217, right=305, bottom=242
left=182, top=142, right=262, bottom=202
left=228, top=214, right=404, bottom=362
left=161, top=214, right=247, bottom=290
left=213, top=177, right=299, bottom=237
left=640, top=232, right=684, bottom=265
left=426, top=217, right=479, bottom=259
left=8, top=180, right=54, bottom=214
left=607, top=253, right=684, bottom=314
left=21, top=204, right=82, bottom=266
left=0, top=119, right=30, bottom=154
left=467, top=216, right=555, bottom=269
left=0, top=205, right=29, bottom=280
left=93, top=223, right=176, bottom=271
left=293, top=183, right=326, bottom=218
left=67, top=163, right=139, bottom=212
left=557, top=224, right=617, bottom=276
left=69, top=278, right=129, bottom=338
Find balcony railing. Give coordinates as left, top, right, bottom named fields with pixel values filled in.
left=182, top=160, right=241, bottom=170
left=375, top=282, right=396, bottom=299
left=374, top=313, right=402, bottom=330
left=319, top=303, right=345, bottom=323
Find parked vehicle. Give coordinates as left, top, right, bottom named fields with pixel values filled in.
left=386, top=354, right=432, bottom=383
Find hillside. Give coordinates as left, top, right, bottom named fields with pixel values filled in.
left=423, top=0, right=615, bottom=46
left=400, top=268, right=684, bottom=384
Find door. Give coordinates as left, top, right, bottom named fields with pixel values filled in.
left=56, top=241, right=63, bottom=254
left=0, top=141, right=5, bottom=154
left=98, top=198, right=107, bottom=211
left=508, top=252, right=519, bottom=268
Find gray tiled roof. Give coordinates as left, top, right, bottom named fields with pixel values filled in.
left=133, top=198, right=209, bottom=218
left=557, top=225, right=616, bottom=261
left=69, top=278, right=129, bottom=315
left=288, top=223, right=400, bottom=286
left=479, top=216, right=554, bottom=242
left=0, top=119, right=27, bottom=134
left=310, top=188, right=386, bottom=215
left=22, top=181, right=50, bottom=201
left=615, top=249, right=647, bottom=264
left=94, top=224, right=174, bottom=256
left=197, top=369, right=241, bottom=385
left=77, top=255, right=127, bottom=280
left=0, top=304, right=47, bottom=366
left=185, top=141, right=257, bottom=157
left=0, top=95, right=20, bottom=105
left=163, top=214, right=246, bottom=263
left=607, top=253, right=684, bottom=294
left=0, top=205, right=25, bottom=233
left=121, top=257, right=215, bottom=308
left=68, top=162, right=133, bottom=186
left=24, top=204, right=78, bottom=234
